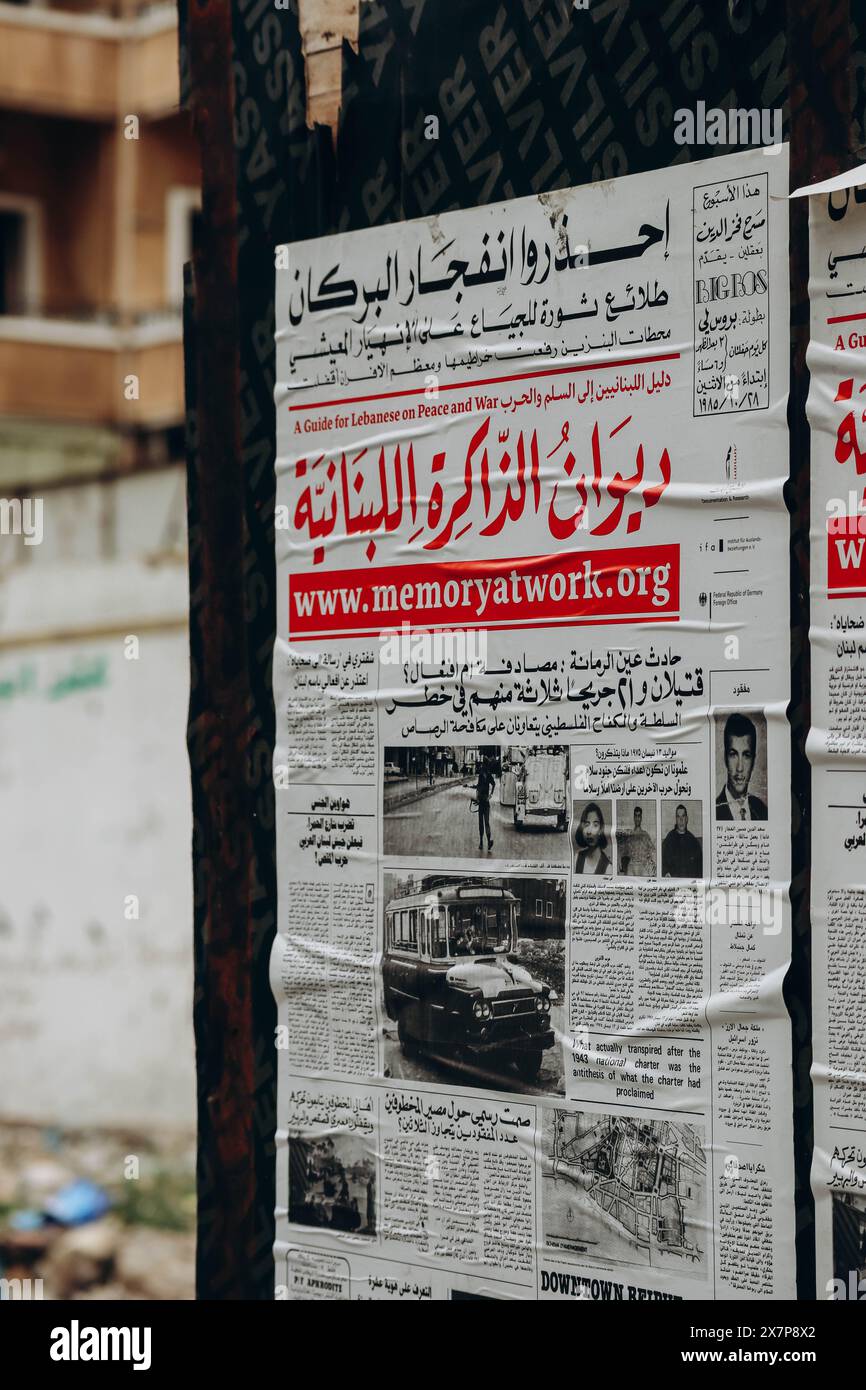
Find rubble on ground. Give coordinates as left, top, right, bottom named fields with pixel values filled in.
left=0, top=1123, right=195, bottom=1300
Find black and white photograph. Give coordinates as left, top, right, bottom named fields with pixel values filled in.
left=713, top=710, right=769, bottom=822
left=832, top=1191, right=866, bottom=1292
left=383, top=745, right=570, bottom=861
left=660, top=800, right=704, bottom=879
left=573, top=799, right=614, bottom=877
left=380, top=870, right=566, bottom=1096
left=289, top=1131, right=377, bottom=1236
left=615, top=799, right=658, bottom=879
left=541, top=1109, right=708, bottom=1278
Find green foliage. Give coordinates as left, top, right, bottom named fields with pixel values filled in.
left=516, top=937, right=565, bottom=997
left=113, top=1168, right=196, bottom=1232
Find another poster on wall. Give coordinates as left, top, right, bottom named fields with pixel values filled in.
left=806, top=169, right=866, bottom=1303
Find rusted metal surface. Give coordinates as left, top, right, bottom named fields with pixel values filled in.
left=185, top=0, right=275, bottom=1300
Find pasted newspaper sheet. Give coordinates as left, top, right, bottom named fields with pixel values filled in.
left=808, top=172, right=866, bottom=1302
left=271, top=147, right=794, bottom=1301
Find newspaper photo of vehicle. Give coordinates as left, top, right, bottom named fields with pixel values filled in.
left=380, top=870, right=566, bottom=1095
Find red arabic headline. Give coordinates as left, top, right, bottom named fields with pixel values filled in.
left=825, top=374, right=866, bottom=595
left=293, top=410, right=672, bottom=566
left=288, top=545, right=679, bottom=641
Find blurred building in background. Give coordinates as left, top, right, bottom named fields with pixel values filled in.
left=0, top=0, right=197, bottom=1140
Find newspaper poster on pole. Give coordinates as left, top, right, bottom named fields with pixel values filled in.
left=271, top=146, right=795, bottom=1301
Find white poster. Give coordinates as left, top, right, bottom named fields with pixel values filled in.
left=807, top=173, right=866, bottom=1302
left=272, top=147, right=795, bottom=1300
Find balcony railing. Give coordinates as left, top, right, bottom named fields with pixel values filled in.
left=0, top=0, right=180, bottom=119
left=0, top=309, right=185, bottom=426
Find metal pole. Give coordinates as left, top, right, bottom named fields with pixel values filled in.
left=186, top=0, right=269, bottom=1300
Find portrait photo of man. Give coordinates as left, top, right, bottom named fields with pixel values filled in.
left=616, top=800, right=657, bottom=878
left=661, top=802, right=703, bottom=879
left=715, top=712, right=768, bottom=822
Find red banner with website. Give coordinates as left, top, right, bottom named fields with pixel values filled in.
left=289, top=544, right=679, bottom=640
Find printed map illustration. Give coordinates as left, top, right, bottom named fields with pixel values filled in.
left=543, top=1111, right=707, bottom=1277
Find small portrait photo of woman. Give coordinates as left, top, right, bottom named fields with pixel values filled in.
left=573, top=800, right=613, bottom=877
